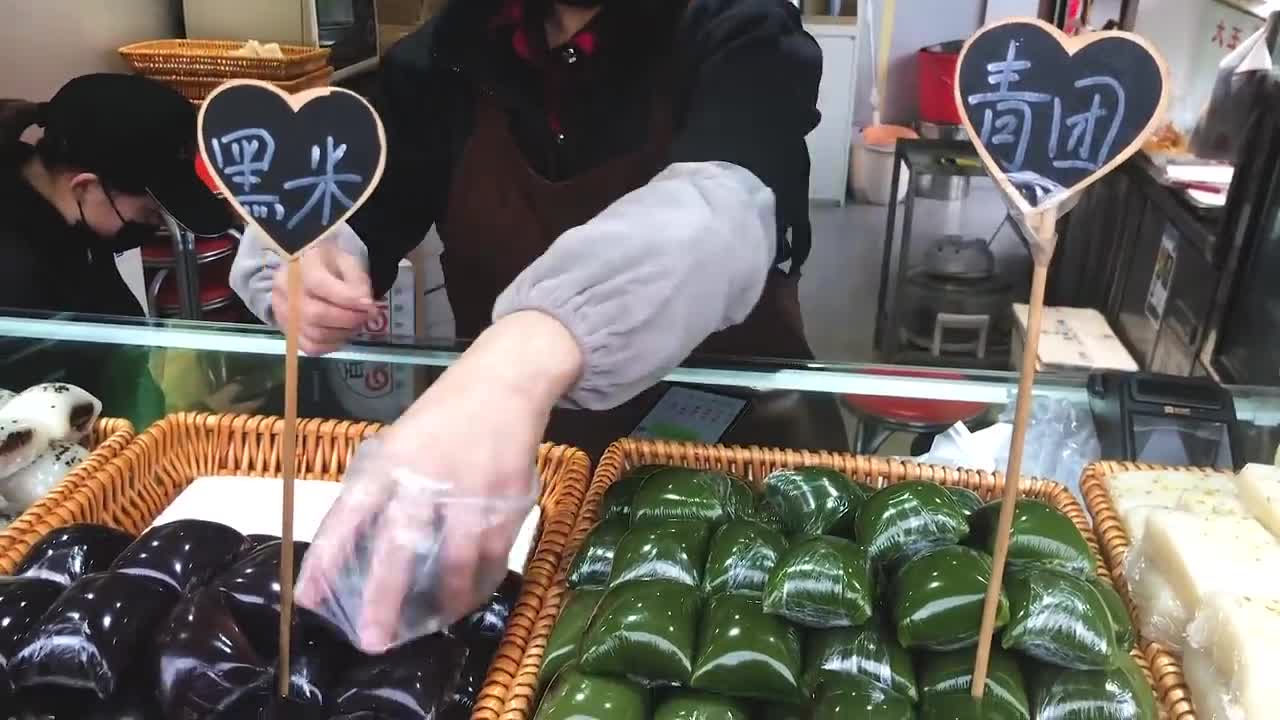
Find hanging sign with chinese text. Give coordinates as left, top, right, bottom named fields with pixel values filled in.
left=956, top=19, right=1168, bottom=214
left=197, top=81, right=387, bottom=258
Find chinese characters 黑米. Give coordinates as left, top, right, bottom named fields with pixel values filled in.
left=283, top=136, right=364, bottom=230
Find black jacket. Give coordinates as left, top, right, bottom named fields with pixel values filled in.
left=350, top=0, right=823, bottom=297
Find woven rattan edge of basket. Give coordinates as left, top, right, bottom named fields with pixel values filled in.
left=0, top=417, right=135, bottom=572
left=1079, top=460, right=1214, bottom=720
left=472, top=444, right=592, bottom=720
left=118, top=39, right=330, bottom=81
left=492, top=438, right=1154, bottom=720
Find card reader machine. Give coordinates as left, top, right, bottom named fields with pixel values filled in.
left=1088, top=372, right=1241, bottom=470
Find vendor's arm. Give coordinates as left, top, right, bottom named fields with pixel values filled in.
left=228, top=25, right=453, bottom=348
left=493, top=0, right=821, bottom=410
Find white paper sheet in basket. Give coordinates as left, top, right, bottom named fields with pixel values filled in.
left=147, top=476, right=541, bottom=573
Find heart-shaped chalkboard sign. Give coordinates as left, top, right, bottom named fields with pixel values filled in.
left=197, top=81, right=387, bottom=258
left=956, top=19, right=1168, bottom=214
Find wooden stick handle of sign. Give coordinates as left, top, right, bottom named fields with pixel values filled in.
left=971, top=209, right=1056, bottom=699
left=277, top=257, right=302, bottom=697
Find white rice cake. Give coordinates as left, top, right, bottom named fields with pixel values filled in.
left=1182, top=645, right=1245, bottom=720
left=1107, top=470, right=1237, bottom=516
left=1186, top=593, right=1280, bottom=720
left=1125, top=561, right=1189, bottom=652
left=1233, top=463, right=1280, bottom=540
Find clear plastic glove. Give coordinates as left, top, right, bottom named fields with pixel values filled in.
left=296, top=312, right=583, bottom=653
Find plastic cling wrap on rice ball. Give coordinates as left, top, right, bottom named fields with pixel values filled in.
left=653, top=690, right=751, bottom=720
left=330, top=632, right=469, bottom=719
left=579, top=580, right=701, bottom=686
left=803, top=619, right=917, bottom=701
left=9, top=572, right=178, bottom=699
left=1088, top=576, right=1137, bottom=651
left=0, top=576, right=65, bottom=693
left=689, top=595, right=804, bottom=703
left=534, top=668, right=650, bottom=720
left=602, top=465, right=667, bottom=521
left=702, top=519, right=788, bottom=598
left=968, top=499, right=1094, bottom=575
left=762, top=536, right=874, bottom=628
left=760, top=467, right=868, bottom=538
left=608, top=521, right=712, bottom=588
left=540, top=589, right=605, bottom=688
left=15, top=524, right=134, bottom=587
left=0, top=441, right=87, bottom=509
left=630, top=468, right=753, bottom=526
left=1029, top=653, right=1157, bottom=720
left=1002, top=567, right=1119, bottom=670
left=918, top=647, right=1030, bottom=720
left=856, top=482, right=969, bottom=569
left=567, top=517, right=628, bottom=589
left=811, top=673, right=916, bottom=720
left=946, top=486, right=984, bottom=515
left=891, top=545, right=1008, bottom=650
left=110, top=519, right=251, bottom=594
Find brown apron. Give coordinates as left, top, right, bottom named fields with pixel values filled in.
left=439, top=89, right=846, bottom=456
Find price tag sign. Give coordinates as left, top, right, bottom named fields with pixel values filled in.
left=956, top=19, right=1169, bottom=214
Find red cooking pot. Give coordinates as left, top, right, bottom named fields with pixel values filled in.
left=918, top=41, right=965, bottom=125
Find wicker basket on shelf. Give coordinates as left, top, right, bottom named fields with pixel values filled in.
left=160, top=65, right=334, bottom=103
left=0, top=412, right=592, bottom=720
left=0, top=417, right=134, bottom=559
left=1081, top=460, right=1205, bottom=720
left=119, top=39, right=330, bottom=81
left=481, top=438, right=1163, bottom=720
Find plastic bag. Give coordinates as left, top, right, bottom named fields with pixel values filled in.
left=534, top=667, right=650, bottom=720
left=1029, top=653, right=1157, bottom=720
left=295, top=436, right=539, bottom=654
left=567, top=518, right=628, bottom=589
left=540, top=589, right=606, bottom=687
left=803, top=620, right=917, bottom=701
left=995, top=395, right=1101, bottom=497
left=111, top=519, right=250, bottom=594
left=702, top=519, right=788, bottom=598
left=762, top=536, right=874, bottom=628
left=653, top=690, right=750, bottom=720
left=891, top=545, right=1008, bottom=650
left=918, top=647, right=1030, bottom=720
left=601, top=465, right=666, bottom=521
left=579, top=580, right=701, bottom=686
left=855, top=482, right=969, bottom=569
left=811, top=674, right=915, bottom=720
left=760, top=467, right=868, bottom=538
left=1002, top=567, right=1118, bottom=670
left=689, top=595, right=804, bottom=703
left=968, top=499, right=1094, bottom=576
left=1191, top=15, right=1279, bottom=161
left=608, top=521, right=712, bottom=588
left=14, top=523, right=134, bottom=587
left=630, top=468, right=752, bottom=527
left=9, top=572, right=177, bottom=699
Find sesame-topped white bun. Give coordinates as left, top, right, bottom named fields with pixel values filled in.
left=0, top=383, right=102, bottom=443
left=0, top=417, right=52, bottom=480
left=0, top=440, right=88, bottom=509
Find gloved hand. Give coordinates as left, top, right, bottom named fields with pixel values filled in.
left=296, top=311, right=583, bottom=653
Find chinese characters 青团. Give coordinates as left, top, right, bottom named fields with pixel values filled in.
left=966, top=40, right=1128, bottom=201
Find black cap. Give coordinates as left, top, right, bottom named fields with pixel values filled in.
left=42, top=73, right=233, bottom=237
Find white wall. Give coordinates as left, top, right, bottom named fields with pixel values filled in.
left=0, top=0, right=180, bottom=101
left=853, top=0, right=1039, bottom=127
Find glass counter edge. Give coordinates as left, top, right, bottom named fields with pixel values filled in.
left=2, top=314, right=1278, bottom=424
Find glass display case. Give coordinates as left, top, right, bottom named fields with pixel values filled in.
left=3, top=311, right=1278, bottom=468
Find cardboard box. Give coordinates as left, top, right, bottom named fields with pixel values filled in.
left=1011, top=304, right=1139, bottom=373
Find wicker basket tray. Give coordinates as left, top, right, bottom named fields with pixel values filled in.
left=119, top=39, right=330, bottom=81
left=485, top=438, right=1163, bottom=720
left=0, top=412, right=591, bottom=720
left=157, top=65, right=334, bottom=103
left=1080, top=460, right=1204, bottom=720
left=0, top=417, right=134, bottom=559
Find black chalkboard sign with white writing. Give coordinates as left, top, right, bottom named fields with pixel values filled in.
left=198, top=81, right=387, bottom=258
left=956, top=19, right=1168, bottom=213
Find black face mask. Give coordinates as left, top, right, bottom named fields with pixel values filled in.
left=76, top=189, right=159, bottom=255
